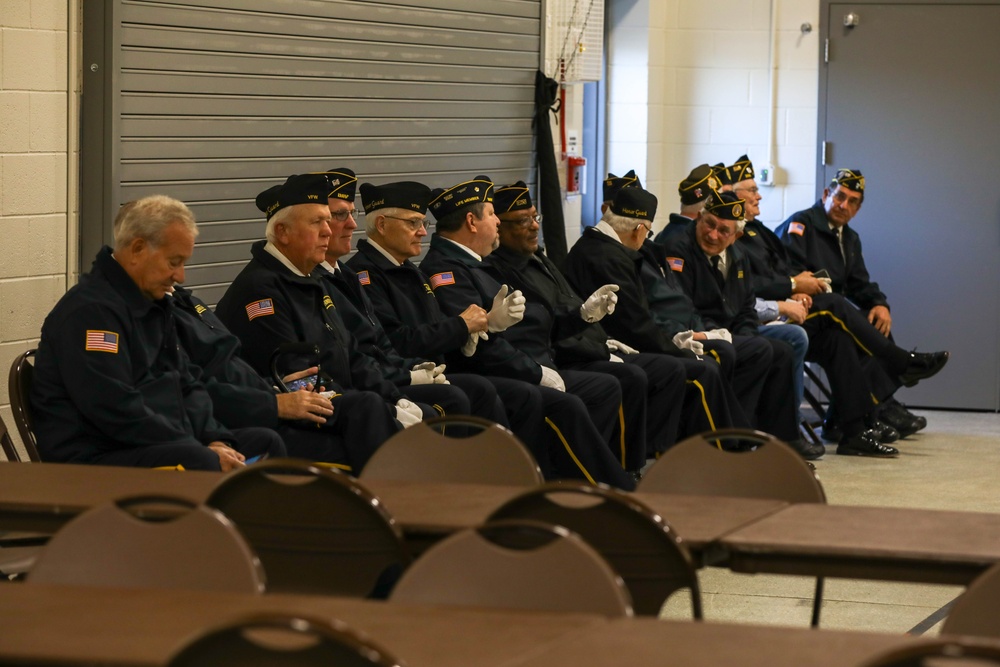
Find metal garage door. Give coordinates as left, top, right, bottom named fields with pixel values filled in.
left=81, top=0, right=542, bottom=304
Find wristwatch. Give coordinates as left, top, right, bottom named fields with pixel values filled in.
left=790, top=276, right=797, bottom=292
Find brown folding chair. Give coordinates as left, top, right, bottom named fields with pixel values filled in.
left=487, top=481, right=702, bottom=618
left=942, top=562, right=1000, bottom=638
left=8, top=349, right=41, bottom=462
left=858, top=640, right=1000, bottom=667
left=167, top=613, right=405, bottom=667
left=0, top=410, right=21, bottom=462
left=638, top=428, right=827, bottom=627
left=28, top=495, right=264, bottom=593
left=390, top=519, right=633, bottom=616
left=205, top=459, right=411, bottom=597
left=359, top=415, right=544, bottom=486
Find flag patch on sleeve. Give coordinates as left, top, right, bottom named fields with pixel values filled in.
left=667, top=257, right=685, bottom=272
left=85, top=330, right=119, bottom=353
left=357, top=270, right=371, bottom=286
left=788, top=221, right=805, bottom=236
left=246, top=299, right=275, bottom=321
left=429, top=272, right=455, bottom=289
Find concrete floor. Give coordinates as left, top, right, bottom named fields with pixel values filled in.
left=659, top=409, right=1000, bottom=634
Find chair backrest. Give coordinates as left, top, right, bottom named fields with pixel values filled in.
left=167, top=613, right=405, bottom=667
left=487, top=481, right=701, bottom=617
left=205, top=459, right=411, bottom=597
left=858, top=640, right=1000, bottom=667
left=0, top=411, right=21, bottom=462
left=638, top=429, right=827, bottom=503
left=28, top=495, right=264, bottom=593
left=8, top=349, right=40, bottom=462
left=390, top=519, right=633, bottom=617
left=942, top=562, right=1000, bottom=638
left=359, top=415, right=544, bottom=486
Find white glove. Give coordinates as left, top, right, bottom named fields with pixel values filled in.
left=606, top=338, right=639, bottom=356
left=487, top=285, right=526, bottom=332
left=702, top=328, right=733, bottom=343
left=539, top=366, right=566, bottom=392
left=820, top=277, right=833, bottom=293
left=410, top=361, right=448, bottom=385
left=394, top=398, right=423, bottom=428
left=460, top=330, right=488, bottom=357
left=672, top=330, right=705, bottom=355
left=608, top=353, right=624, bottom=363
left=580, top=284, right=619, bottom=323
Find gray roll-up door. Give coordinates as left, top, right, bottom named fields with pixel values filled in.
left=81, top=0, right=542, bottom=304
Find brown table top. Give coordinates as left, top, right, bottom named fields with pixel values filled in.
left=0, top=583, right=603, bottom=667
left=719, top=503, right=1000, bottom=585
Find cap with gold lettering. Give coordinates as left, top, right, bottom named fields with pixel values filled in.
left=256, top=174, right=329, bottom=219
left=729, top=155, right=755, bottom=183
left=831, top=168, right=865, bottom=193
left=704, top=190, right=745, bottom=222
left=611, top=186, right=658, bottom=223
left=493, top=181, right=533, bottom=214
left=679, top=164, right=716, bottom=205
left=360, top=181, right=433, bottom=214
left=428, top=175, right=494, bottom=219
left=322, top=167, right=358, bottom=201
left=602, top=169, right=642, bottom=204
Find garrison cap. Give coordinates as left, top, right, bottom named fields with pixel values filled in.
left=678, top=164, right=716, bottom=205
left=831, top=168, right=865, bottom=193
left=611, top=186, right=658, bottom=223
left=360, top=181, right=433, bottom=214
left=704, top=190, right=745, bottom=222
left=729, top=155, right=755, bottom=183
left=255, top=184, right=283, bottom=220
left=323, top=167, right=358, bottom=201
left=493, top=181, right=533, bottom=214
left=602, top=169, right=642, bottom=204
left=428, top=175, right=494, bottom=220
left=712, top=163, right=734, bottom=188
left=256, top=174, right=330, bottom=220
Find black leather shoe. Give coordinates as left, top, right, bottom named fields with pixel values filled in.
left=893, top=402, right=928, bottom=431
left=787, top=438, right=825, bottom=461
left=879, top=403, right=922, bottom=437
left=865, top=418, right=900, bottom=444
left=837, top=430, right=900, bottom=458
left=899, top=351, right=949, bottom=387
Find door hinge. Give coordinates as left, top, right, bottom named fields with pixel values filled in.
left=821, top=141, right=831, bottom=166
left=824, top=38, right=830, bottom=63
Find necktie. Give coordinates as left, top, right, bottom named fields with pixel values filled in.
left=835, top=227, right=846, bottom=261
left=710, top=255, right=725, bottom=289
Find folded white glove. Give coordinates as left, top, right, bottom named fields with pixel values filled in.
left=702, top=328, right=733, bottom=343
left=539, top=366, right=566, bottom=392
left=672, top=330, right=705, bottom=355
left=820, top=277, right=833, bottom=293
left=580, top=284, right=620, bottom=323
left=410, top=361, right=449, bottom=385
left=460, top=330, right=488, bottom=357
left=608, top=353, right=624, bottom=363
left=394, top=398, right=423, bottom=428
left=487, top=285, right=526, bottom=332
left=606, top=338, right=639, bottom=356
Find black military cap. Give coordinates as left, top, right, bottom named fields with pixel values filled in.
left=602, top=169, right=642, bottom=204
left=831, top=168, right=865, bottom=193
left=360, top=181, right=433, bottom=214
left=611, top=186, right=657, bottom=223
left=323, top=167, right=358, bottom=201
left=712, top=163, right=734, bottom=188
left=258, top=174, right=330, bottom=220
left=255, top=184, right=283, bottom=220
left=428, top=175, right=494, bottom=219
left=493, top=181, right=533, bottom=214
left=678, top=164, right=716, bottom=205
left=729, top=155, right=755, bottom=183
left=704, top=190, right=745, bottom=222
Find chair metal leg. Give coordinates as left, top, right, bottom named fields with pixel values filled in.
left=810, top=576, right=825, bottom=628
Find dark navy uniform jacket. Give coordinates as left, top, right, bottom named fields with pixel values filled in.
left=736, top=219, right=797, bottom=301
left=215, top=241, right=401, bottom=402
left=345, top=239, right=468, bottom=362
left=564, top=228, right=694, bottom=357
left=776, top=200, right=889, bottom=311
left=484, top=245, right=609, bottom=367
left=419, top=235, right=545, bottom=384
left=653, top=213, right=696, bottom=246
left=170, top=285, right=279, bottom=429
left=661, top=222, right=761, bottom=336
left=31, top=247, right=232, bottom=463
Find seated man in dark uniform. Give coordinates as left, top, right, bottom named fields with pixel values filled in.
left=775, top=169, right=949, bottom=436
left=32, top=195, right=285, bottom=470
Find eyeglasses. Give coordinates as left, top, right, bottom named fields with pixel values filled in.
left=832, top=191, right=862, bottom=208
left=384, top=215, right=428, bottom=231
left=507, top=214, right=543, bottom=227
left=699, top=217, right=735, bottom=239
left=635, top=222, right=653, bottom=239
left=330, top=209, right=356, bottom=223
left=735, top=186, right=760, bottom=196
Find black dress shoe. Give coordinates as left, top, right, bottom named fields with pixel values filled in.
left=879, top=402, right=922, bottom=437
left=865, top=419, right=900, bottom=444
left=837, top=430, right=900, bottom=458
left=787, top=438, right=825, bottom=461
left=899, top=351, right=949, bottom=387
left=893, top=402, right=928, bottom=431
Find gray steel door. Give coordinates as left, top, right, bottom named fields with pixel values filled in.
left=821, top=1, right=1000, bottom=410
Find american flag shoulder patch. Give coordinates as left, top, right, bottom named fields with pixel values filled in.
left=246, top=299, right=275, bottom=321
left=357, top=270, right=371, bottom=286
left=667, top=257, right=685, bottom=272
left=85, top=330, right=119, bottom=353
left=788, top=221, right=806, bottom=236
left=429, top=272, right=456, bottom=289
